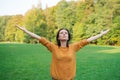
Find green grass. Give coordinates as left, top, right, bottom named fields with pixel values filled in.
left=0, top=44, right=120, bottom=80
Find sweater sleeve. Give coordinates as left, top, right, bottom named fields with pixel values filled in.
left=39, top=37, right=54, bottom=52
left=71, top=39, right=89, bottom=52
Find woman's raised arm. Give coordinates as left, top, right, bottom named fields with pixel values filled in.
left=15, top=25, right=41, bottom=40
left=87, top=29, right=110, bottom=42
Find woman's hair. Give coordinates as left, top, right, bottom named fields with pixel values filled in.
left=56, top=28, right=71, bottom=47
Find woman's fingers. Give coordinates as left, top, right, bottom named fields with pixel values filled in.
left=102, top=29, right=110, bottom=35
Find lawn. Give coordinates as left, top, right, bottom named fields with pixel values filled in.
left=0, top=44, right=120, bottom=80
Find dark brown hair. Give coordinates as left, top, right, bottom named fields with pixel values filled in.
left=56, top=28, right=71, bottom=47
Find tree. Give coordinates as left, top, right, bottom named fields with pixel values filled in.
left=0, top=16, right=11, bottom=41
left=56, top=0, right=76, bottom=29
left=45, top=6, right=57, bottom=42
left=5, top=15, right=24, bottom=42
left=24, top=5, right=47, bottom=43
left=72, top=22, right=84, bottom=42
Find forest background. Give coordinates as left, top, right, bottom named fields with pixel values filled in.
left=0, top=0, right=120, bottom=46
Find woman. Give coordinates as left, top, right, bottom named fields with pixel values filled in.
left=16, top=25, right=109, bottom=80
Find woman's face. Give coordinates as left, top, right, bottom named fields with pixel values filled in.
left=58, top=29, right=69, bottom=41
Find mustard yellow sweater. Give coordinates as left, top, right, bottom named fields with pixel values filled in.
left=39, top=37, right=89, bottom=80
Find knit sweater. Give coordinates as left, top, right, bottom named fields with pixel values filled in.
left=39, top=37, right=89, bottom=80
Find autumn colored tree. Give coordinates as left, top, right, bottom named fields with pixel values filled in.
left=0, top=16, right=11, bottom=41
left=5, top=15, right=24, bottom=42
left=24, top=4, right=47, bottom=43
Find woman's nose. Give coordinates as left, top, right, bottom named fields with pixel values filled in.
left=63, top=33, right=65, bottom=35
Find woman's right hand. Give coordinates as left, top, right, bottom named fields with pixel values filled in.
left=15, top=25, right=41, bottom=40
left=15, top=25, right=26, bottom=31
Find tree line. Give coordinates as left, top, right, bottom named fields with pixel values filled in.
left=0, top=0, right=120, bottom=46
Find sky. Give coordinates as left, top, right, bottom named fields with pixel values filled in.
left=0, top=0, right=62, bottom=16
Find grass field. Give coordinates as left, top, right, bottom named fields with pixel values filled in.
left=0, top=44, right=120, bottom=80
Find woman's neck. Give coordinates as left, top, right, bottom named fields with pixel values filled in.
left=60, top=41, right=67, bottom=47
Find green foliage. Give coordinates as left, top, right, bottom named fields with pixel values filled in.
left=72, top=22, right=84, bottom=42
left=4, top=15, right=24, bottom=42
left=24, top=6, right=47, bottom=43
left=0, top=0, right=120, bottom=45
left=0, top=16, right=11, bottom=41
left=56, top=0, right=76, bottom=30
left=45, top=6, right=57, bottom=42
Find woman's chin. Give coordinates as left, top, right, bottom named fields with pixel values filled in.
left=60, top=39, right=68, bottom=41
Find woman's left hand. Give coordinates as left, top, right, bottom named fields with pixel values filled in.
left=100, top=29, right=110, bottom=35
